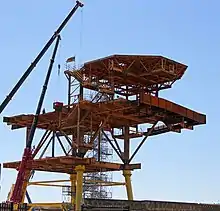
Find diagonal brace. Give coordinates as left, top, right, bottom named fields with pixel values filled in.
left=128, top=121, right=158, bottom=163
left=59, top=130, right=77, bottom=149
left=88, top=116, right=110, bottom=145
left=102, top=129, right=124, bottom=162
left=55, top=133, right=68, bottom=156
left=111, top=132, right=123, bottom=155
left=32, top=130, right=52, bottom=158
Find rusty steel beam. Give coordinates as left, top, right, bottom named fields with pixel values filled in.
left=124, top=126, right=130, bottom=164
left=3, top=157, right=141, bottom=174
left=3, top=93, right=205, bottom=133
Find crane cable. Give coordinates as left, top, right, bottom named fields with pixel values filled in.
left=57, top=36, right=62, bottom=76
left=56, top=36, right=62, bottom=102
left=78, top=6, right=84, bottom=67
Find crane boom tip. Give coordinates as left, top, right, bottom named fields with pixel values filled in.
left=76, top=0, right=84, bottom=7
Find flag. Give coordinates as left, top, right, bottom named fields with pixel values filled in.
left=66, top=56, right=75, bottom=63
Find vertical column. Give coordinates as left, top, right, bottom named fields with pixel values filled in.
left=98, top=131, right=101, bottom=162
left=79, top=84, right=83, bottom=101
left=75, top=165, right=85, bottom=211
left=124, top=126, right=130, bottom=163
left=124, top=87, right=130, bottom=164
left=70, top=174, right=77, bottom=206
left=67, top=75, right=71, bottom=109
left=51, top=131, right=55, bottom=157
left=123, top=170, right=133, bottom=200
left=76, top=105, right=81, bottom=146
left=72, top=134, right=77, bottom=156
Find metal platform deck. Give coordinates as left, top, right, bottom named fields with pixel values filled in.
left=3, top=156, right=141, bottom=174
left=3, top=93, right=205, bottom=136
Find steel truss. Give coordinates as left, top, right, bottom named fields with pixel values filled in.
left=3, top=54, right=206, bottom=210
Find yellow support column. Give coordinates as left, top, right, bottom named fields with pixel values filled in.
left=70, top=174, right=77, bottom=206
left=123, top=170, right=133, bottom=200
left=75, top=165, right=85, bottom=211
left=13, top=204, right=18, bottom=211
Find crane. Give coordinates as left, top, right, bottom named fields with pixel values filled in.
left=0, top=1, right=83, bottom=114
left=0, top=0, right=84, bottom=204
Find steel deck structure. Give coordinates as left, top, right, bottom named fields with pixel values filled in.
left=2, top=54, right=206, bottom=210
left=3, top=156, right=141, bottom=174
left=3, top=93, right=205, bottom=133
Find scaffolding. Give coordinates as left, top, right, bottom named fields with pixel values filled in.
left=83, top=132, right=113, bottom=199
left=63, top=60, right=113, bottom=201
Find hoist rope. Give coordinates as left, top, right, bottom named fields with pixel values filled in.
left=78, top=7, right=84, bottom=67
left=55, top=36, right=62, bottom=102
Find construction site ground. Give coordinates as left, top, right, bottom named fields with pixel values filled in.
left=25, top=199, right=220, bottom=211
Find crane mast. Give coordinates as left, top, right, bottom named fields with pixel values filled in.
left=1, top=0, right=84, bottom=204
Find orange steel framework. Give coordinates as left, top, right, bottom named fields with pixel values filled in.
left=3, top=54, right=206, bottom=210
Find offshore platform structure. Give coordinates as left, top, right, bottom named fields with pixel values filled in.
left=0, top=1, right=207, bottom=211
left=2, top=54, right=206, bottom=210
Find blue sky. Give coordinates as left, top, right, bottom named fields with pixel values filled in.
left=0, top=0, right=220, bottom=204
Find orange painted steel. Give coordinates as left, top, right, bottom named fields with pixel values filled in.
left=140, top=93, right=206, bottom=125
left=2, top=54, right=206, bottom=204
left=3, top=156, right=141, bottom=174
left=3, top=94, right=205, bottom=134
left=82, top=55, right=187, bottom=87
left=3, top=55, right=206, bottom=167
